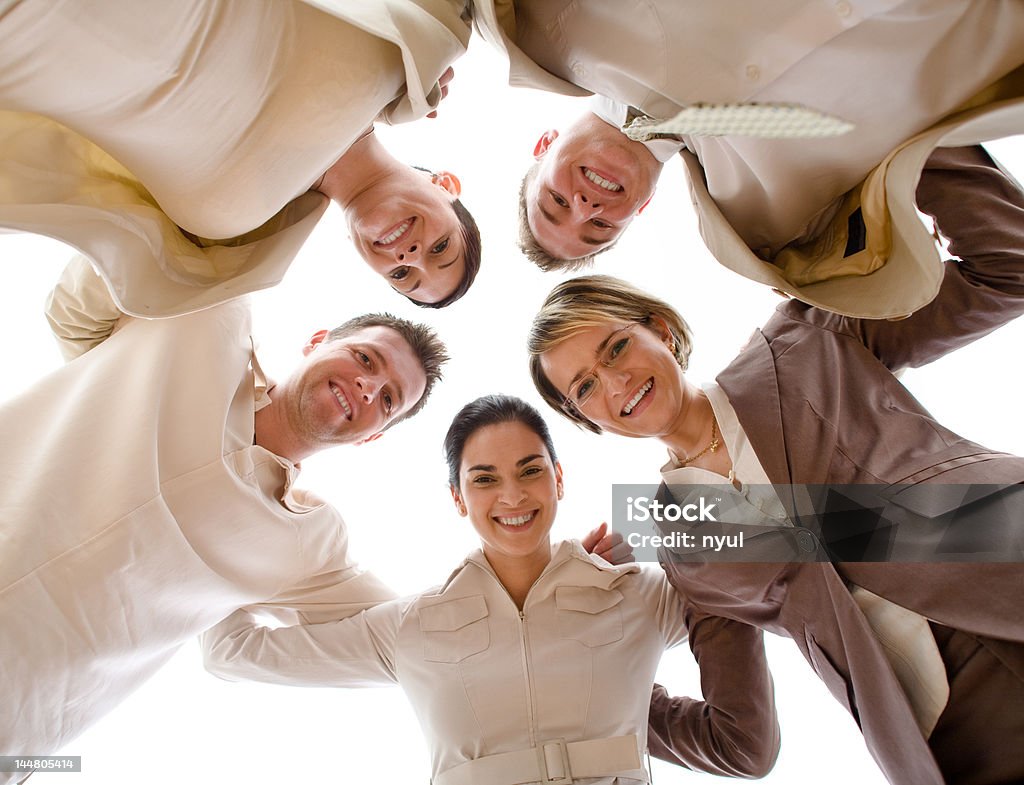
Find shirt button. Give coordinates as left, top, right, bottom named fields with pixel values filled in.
left=572, top=62, right=586, bottom=78
left=745, top=64, right=761, bottom=81
left=796, top=530, right=817, bottom=553
left=835, top=0, right=852, bottom=17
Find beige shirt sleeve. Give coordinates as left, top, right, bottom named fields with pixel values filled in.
left=44, top=254, right=125, bottom=362
left=202, top=598, right=407, bottom=688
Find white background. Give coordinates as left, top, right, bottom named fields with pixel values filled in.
left=2, top=35, right=1022, bottom=785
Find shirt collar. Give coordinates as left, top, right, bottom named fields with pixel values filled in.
left=589, top=95, right=685, bottom=163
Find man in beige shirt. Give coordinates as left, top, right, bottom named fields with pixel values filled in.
left=0, top=256, right=448, bottom=779
left=476, top=0, right=1024, bottom=317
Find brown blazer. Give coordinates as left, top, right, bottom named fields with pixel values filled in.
left=651, top=145, right=1024, bottom=784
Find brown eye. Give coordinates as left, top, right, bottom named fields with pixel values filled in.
left=608, top=336, right=630, bottom=361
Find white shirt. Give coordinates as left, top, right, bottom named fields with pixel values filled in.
left=0, top=279, right=394, bottom=770
left=589, top=95, right=685, bottom=164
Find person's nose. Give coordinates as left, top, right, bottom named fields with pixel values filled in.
left=354, top=374, right=380, bottom=403
left=573, top=190, right=603, bottom=219
left=396, top=240, right=422, bottom=264
left=498, top=481, right=528, bottom=507
left=598, top=366, right=631, bottom=397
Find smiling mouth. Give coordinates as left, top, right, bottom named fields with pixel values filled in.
left=582, top=167, right=623, bottom=192
left=329, top=382, right=352, bottom=420
left=621, top=378, right=654, bottom=416
left=373, top=217, right=415, bottom=247
left=494, top=511, right=537, bottom=529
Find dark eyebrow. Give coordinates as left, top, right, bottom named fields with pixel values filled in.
left=540, top=204, right=608, bottom=247
left=368, top=346, right=405, bottom=410
left=539, top=205, right=561, bottom=226
left=467, top=455, right=544, bottom=473
left=567, top=329, right=620, bottom=389
left=438, top=255, right=458, bottom=270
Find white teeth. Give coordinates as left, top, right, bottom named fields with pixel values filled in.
left=623, top=380, right=653, bottom=415
left=583, top=168, right=622, bottom=192
left=330, top=383, right=352, bottom=418
left=376, top=220, right=411, bottom=245
left=496, top=512, right=534, bottom=527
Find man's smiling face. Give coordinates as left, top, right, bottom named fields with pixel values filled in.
left=526, top=113, right=661, bottom=261
left=287, top=325, right=427, bottom=449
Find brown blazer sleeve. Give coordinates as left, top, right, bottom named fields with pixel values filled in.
left=784, top=144, right=1024, bottom=371
left=647, top=613, right=780, bottom=779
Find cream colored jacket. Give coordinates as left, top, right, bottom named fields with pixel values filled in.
left=204, top=541, right=687, bottom=784
left=0, top=0, right=469, bottom=317
left=0, top=259, right=394, bottom=775
left=473, top=0, right=1024, bottom=316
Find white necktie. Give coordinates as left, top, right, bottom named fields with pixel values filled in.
left=623, top=102, right=854, bottom=140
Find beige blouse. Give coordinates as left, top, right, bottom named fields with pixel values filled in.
left=0, top=0, right=470, bottom=317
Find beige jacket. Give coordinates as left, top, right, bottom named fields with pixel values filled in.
left=473, top=0, right=1024, bottom=316
left=0, top=259, right=394, bottom=775
left=205, top=542, right=686, bottom=784
left=0, top=0, right=469, bottom=317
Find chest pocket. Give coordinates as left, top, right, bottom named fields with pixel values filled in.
left=418, top=595, right=490, bottom=664
left=555, top=586, right=624, bottom=647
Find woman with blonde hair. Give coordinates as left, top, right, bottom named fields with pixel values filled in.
left=526, top=145, right=1024, bottom=785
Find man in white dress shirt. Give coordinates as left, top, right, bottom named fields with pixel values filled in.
left=0, top=256, right=447, bottom=779
left=473, top=0, right=1024, bottom=317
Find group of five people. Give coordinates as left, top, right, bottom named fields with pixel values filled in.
left=2, top=1, right=1023, bottom=783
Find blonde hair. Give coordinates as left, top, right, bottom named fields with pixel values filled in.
left=527, top=275, right=694, bottom=433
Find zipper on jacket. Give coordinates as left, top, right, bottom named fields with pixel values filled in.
left=517, top=608, right=539, bottom=748
left=472, top=557, right=558, bottom=753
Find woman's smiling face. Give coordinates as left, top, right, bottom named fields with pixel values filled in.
left=345, top=169, right=466, bottom=304
left=539, top=319, right=688, bottom=440
left=453, top=420, right=562, bottom=564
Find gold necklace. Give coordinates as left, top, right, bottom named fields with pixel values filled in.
left=673, top=417, right=720, bottom=467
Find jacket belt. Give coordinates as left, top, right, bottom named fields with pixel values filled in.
left=433, top=734, right=647, bottom=785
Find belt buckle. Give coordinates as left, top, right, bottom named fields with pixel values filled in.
left=538, top=738, right=572, bottom=785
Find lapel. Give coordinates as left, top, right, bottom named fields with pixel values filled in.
left=715, top=330, right=792, bottom=487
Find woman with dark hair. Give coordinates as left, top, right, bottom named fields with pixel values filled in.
left=203, top=394, right=779, bottom=784
left=527, top=146, right=1024, bottom=785
left=0, top=0, right=482, bottom=320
